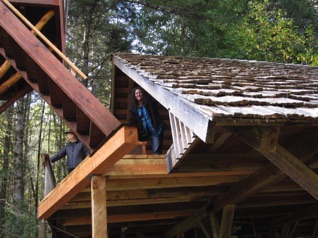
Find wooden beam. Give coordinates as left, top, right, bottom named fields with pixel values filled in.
left=166, top=204, right=211, bottom=238
left=63, top=210, right=194, bottom=226
left=261, top=145, right=318, bottom=199
left=91, top=175, right=107, bottom=238
left=0, top=60, right=10, bottom=78
left=166, top=162, right=286, bottom=238
left=213, top=162, right=286, bottom=210
left=0, top=72, right=22, bottom=95
left=0, top=10, right=54, bottom=97
left=237, top=127, right=280, bottom=152
left=37, top=126, right=138, bottom=219
left=0, top=3, right=121, bottom=136
left=106, top=175, right=243, bottom=191
left=218, top=205, right=235, bottom=238
left=198, top=221, right=211, bottom=238
left=238, top=127, right=318, bottom=199
left=0, top=9, right=53, bottom=77
left=0, top=85, right=32, bottom=114
left=2, top=0, right=86, bottom=80
left=210, top=212, right=220, bottom=238
left=167, top=130, right=318, bottom=237
left=63, top=188, right=221, bottom=209
left=104, top=156, right=168, bottom=176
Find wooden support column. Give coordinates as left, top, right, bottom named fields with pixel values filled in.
left=198, top=221, right=211, bottom=238
left=219, top=205, right=235, bottom=238
left=210, top=212, right=220, bottom=238
left=91, top=175, right=107, bottom=238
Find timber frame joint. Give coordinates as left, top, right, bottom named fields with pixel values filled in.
left=237, top=126, right=280, bottom=152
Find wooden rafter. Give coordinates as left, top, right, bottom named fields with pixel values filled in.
left=198, top=221, right=211, bottom=238
left=0, top=85, right=32, bottom=113
left=166, top=204, right=211, bottom=238
left=166, top=133, right=318, bottom=237
left=0, top=72, right=21, bottom=94
left=0, top=60, right=10, bottom=78
left=210, top=212, right=220, bottom=238
left=238, top=127, right=318, bottom=199
left=219, top=205, right=235, bottom=238
left=63, top=210, right=195, bottom=226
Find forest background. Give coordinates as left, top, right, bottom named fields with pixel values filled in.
left=0, top=0, right=318, bottom=237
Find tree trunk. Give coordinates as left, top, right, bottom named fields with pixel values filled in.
left=0, top=106, right=14, bottom=237
left=13, top=97, right=26, bottom=235
left=35, top=101, right=46, bottom=209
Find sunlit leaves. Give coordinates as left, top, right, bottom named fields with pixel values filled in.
left=239, top=0, right=318, bottom=65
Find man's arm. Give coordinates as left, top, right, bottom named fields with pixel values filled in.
left=82, top=143, right=91, bottom=157
left=50, top=146, right=67, bottom=163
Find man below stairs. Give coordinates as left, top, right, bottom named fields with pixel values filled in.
left=49, top=130, right=91, bottom=174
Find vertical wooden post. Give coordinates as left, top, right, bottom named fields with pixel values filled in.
left=219, top=205, right=235, bottom=238
left=41, top=154, right=56, bottom=196
left=91, top=175, right=107, bottom=238
left=210, top=212, right=219, bottom=238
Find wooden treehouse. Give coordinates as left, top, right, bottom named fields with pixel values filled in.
left=1, top=1, right=318, bottom=238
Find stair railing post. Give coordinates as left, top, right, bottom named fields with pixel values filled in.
left=41, top=154, right=56, bottom=196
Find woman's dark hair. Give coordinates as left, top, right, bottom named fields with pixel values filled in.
left=130, top=86, right=149, bottom=109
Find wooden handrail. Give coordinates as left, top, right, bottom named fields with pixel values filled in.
left=41, top=154, right=56, bottom=196
left=2, top=0, right=87, bottom=80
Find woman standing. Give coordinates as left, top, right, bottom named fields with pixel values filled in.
left=128, top=87, right=165, bottom=154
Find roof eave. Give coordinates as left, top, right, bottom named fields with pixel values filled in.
left=112, top=54, right=215, bottom=143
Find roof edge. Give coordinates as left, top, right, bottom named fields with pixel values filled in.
left=113, top=54, right=214, bottom=143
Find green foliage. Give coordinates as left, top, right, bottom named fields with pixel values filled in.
left=275, top=0, right=318, bottom=30
left=130, top=0, right=249, bottom=57
left=239, top=0, right=318, bottom=65
left=66, top=0, right=133, bottom=107
left=3, top=200, right=38, bottom=238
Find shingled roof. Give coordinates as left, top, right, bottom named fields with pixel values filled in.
left=113, top=53, right=318, bottom=124
left=110, top=53, right=318, bottom=237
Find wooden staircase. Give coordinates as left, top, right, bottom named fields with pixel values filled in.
left=0, top=1, right=120, bottom=149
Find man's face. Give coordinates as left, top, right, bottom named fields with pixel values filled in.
left=66, top=133, right=75, bottom=141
